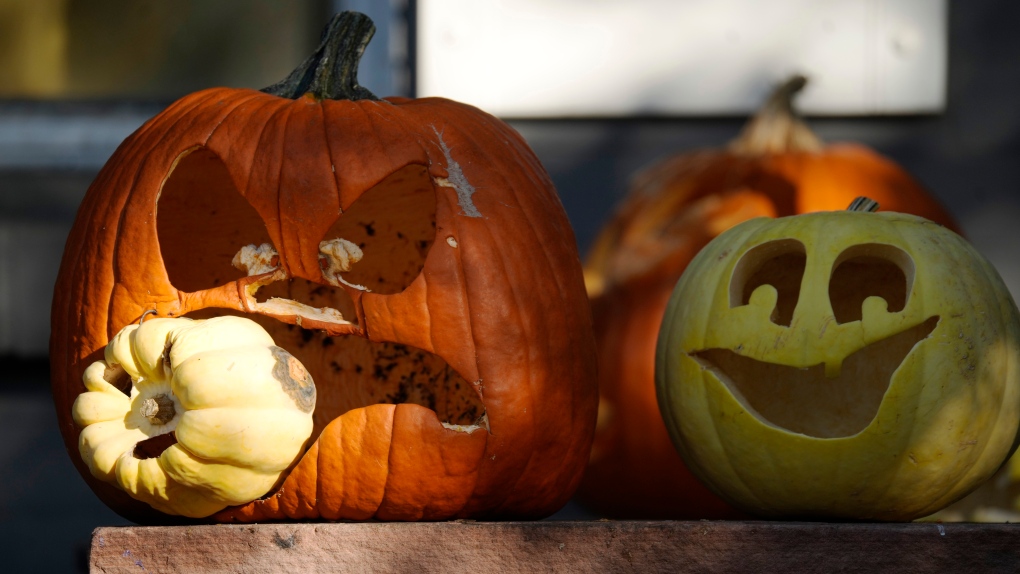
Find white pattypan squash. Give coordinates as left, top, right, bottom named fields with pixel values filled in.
left=72, top=316, right=315, bottom=518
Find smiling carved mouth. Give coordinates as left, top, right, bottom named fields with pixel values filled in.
left=689, top=316, right=940, bottom=438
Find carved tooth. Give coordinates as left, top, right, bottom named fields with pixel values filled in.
left=318, top=238, right=362, bottom=273
left=232, top=243, right=280, bottom=276
left=318, top=238, right=371, bottom=291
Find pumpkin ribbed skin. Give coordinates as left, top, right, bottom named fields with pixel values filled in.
left=51, top=88, right=597, bottom=523
left=578, top=77, right=960, bottom=519
left=656, top=211, right=1020, bottom=520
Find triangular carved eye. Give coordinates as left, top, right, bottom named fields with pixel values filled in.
left=157, top=147, right=273, bottom=293
left=829, top=243, right=913, bottom=324
left=319, top=164, right=437, bottom=295
left=729, top=239, right=806, bottom=327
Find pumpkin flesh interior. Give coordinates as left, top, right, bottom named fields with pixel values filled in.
left=697, top=241, right=936, bottom=438
left=158, top=149, right=486, bottom=450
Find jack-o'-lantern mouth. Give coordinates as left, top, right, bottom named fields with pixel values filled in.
left=689, top=315, right=939, bottom=438
left=217, top=249, right=491, bottom=437
left=181, top=265, right=490, bottom=441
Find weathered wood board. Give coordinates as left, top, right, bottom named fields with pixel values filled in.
left=90, top=520, right=1020, bottom=573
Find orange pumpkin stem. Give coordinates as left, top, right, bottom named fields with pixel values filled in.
left=729, top=75, right=823, bottom=155
left=262, top=11, right=378, bottom=102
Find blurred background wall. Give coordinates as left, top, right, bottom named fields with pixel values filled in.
left=1, top=0, right=1019, bottom=571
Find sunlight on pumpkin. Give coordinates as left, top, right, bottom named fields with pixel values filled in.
left=161, top=152, right=483, bottom=437
left=919, top=335, right=1020, bottom=522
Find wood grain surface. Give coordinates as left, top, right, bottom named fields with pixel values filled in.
left=90, top=520, right=1020, bottom=573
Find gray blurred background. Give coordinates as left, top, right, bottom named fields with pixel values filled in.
left=2, top=1, right=1019, bottom=571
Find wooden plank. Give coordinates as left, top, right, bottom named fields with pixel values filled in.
left=90, top=520, right=1020, bottom=573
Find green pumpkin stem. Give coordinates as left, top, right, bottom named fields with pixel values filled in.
left=847, top=197, right=880, bottom=212
left=262, top=11, right=378, bottom=101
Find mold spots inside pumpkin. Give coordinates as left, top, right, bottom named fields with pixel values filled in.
left=319, top=164, right=437, bottom=295
left=692, top=316, right=939, bottom=438
left=182, top=308, right=487, bottom=436
left=280, top=329, right=485, bottom=436
left=157, top=147, right=273, bottom=293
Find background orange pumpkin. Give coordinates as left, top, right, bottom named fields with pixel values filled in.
left=577, top=76, right=962, bottom=519
left=50, top=12, right=598, bottom=524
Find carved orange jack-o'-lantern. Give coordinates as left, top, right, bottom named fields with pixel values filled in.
left=50, top=12, right=597, bottom=523
left=656, top=200, right=1020, bottom=520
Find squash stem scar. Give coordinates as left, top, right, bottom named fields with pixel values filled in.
left=141, top=393, right=176, bottom=425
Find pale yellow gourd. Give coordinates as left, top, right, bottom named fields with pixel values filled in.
left=72, top=316, right=315, bottom=518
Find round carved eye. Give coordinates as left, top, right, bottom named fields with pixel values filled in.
left=729, top=239, right=806, bottom=326
left=829, top=243, right=914, bottom=324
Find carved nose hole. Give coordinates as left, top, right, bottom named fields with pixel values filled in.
left=321, top=164, right=437, bottom=294
left=829, top=243, right=913, bottom=324
left=730, top=239, right=806, bottom=327
left=157, top=147, right=273, bottom=292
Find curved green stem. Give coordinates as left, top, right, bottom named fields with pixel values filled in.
left=263, top=11, right=378, bottom=101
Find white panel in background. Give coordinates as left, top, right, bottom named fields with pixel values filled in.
left=417, top=0, right=946, bottom=117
